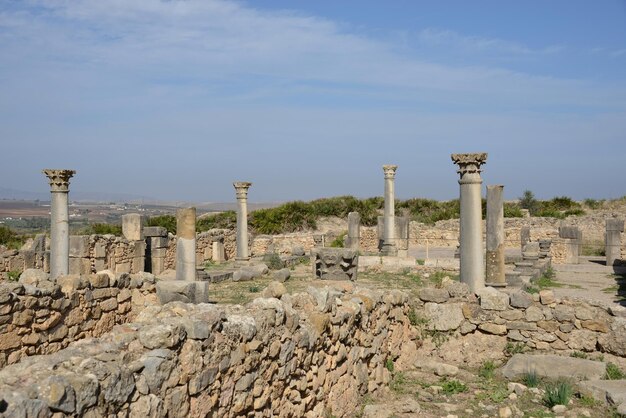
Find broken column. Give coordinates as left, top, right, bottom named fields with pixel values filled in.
left=486, top=185, right=505, bottom=287
left=144, top=226, right=168, bottom=274
left=122, top=213, right=144, bottom=241
left=559, top=225, right=581, bottom=264
left=234, top=182, right=252, bottom=261
left=451, top=153, right=487, bottom=293
left=175, top=207, right=197, bottom=281
left=42, top=169, right=76, bottom=279
left=520, top=227, right=531, bottom=249
left=381, top=165, right=398, bottom=256
left=606, top=219, right=624, bottom=266
left=212, top=235, right=225, bottom=263
left=345, top=212, right=360, bottom=250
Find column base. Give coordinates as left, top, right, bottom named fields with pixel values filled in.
left=380, top=244, right=398, bottom=257
left=485, top=282, right=507, bottom=288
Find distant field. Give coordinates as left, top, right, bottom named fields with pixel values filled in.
left=0, top=201, right=49, bottom=217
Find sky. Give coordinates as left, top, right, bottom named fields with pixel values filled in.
left=0, top=0, right=625, bottom=203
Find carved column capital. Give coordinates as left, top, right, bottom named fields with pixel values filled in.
left=451, top=153, right=487, bottom=180
left=382, top=165, right=398, bottom=180
left=42, top=169, right=76, bottom=192
left=233, top=182, right=252, bottom=200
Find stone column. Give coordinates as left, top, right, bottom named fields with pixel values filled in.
left=486, top=185, right=505, bottom=287
left=606, top=219, right=624, bottom=266
left=234, top=182, right=252, bottom=261
left=520, top=227, right=531, bottom=249
left=42, top=169, right=76, bottom=279
left=451, top=153, right=487, bottom=293
left=381, top=165, right=398, bottom=256
left=346, top=212, right=360, bottom=250
left=212, top=235, right=225, bottom=263
left=176, top=207, right=197, bottom=281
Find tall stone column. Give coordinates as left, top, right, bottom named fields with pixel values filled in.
left=606, top=219, right=624, bottom=266
left=176, top=207, right=197, bottom=281
left=42, top=169, right=76, bottom=279
left=451, top=153, right=487, bottom=293
left=381, top=165, right=398, bottom=256
left=486, top=185, right=506, bottom=286
left=234, top=182, right=252, bottom=261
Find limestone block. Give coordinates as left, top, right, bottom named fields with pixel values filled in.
left=607, top=219, right=625, bottom=232
left=476, top=287, right=509, bottom=311
left=94, top=242, right=107, bottom=258
left=69, top=258, right=92, bottom=275
left=144, top=226, right=168, bottom=238
left=424, top=302, right=464, bottom=331
left=69, top=235, right=90, bottom=258
left=19, top=269, right=49, bottom=286
left=150, top=237, right=168, bottom=249
left=509, top=291, right=533, bottom=308
left=501, top=354, right=605, bottom=380
left=156, top=280, right=209, bottom=304
left=122, top=214, right=144, bottom=241
left=419, top=288, right=450, bottom=303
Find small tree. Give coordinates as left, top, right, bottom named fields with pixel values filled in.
left=519, top=190, right=539, bottom=215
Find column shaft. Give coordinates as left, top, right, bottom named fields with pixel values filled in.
left=176, top=207, right=197, bottom=281
left=486, top=185, right=505, bottom=285
left=234, top=182, right=252, bottom=261
left=347, top=212, right=360, bottom=250
left=452, top=153, right=487, bottom=293
left=50, top=191, right=70, bottom=278
left=382, top=165, right=398, bottom=256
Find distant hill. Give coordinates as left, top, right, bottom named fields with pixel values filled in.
left=0, top=187, right=153, bottom=203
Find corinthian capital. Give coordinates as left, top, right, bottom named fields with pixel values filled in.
left=382, top=165, right=398, bottom=180
left=451, top=153, right=487, bottom=176
left=42, top=169, right=76, bottom=192
left=233, top=182, right=252, bottom=199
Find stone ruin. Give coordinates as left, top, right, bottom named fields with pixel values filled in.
left=312, top=248, right=358, bottom=281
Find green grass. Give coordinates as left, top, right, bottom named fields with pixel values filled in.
left=522, top=370, right=539, bottom=388
left=570, top=351, right=588, bottom=359
left=329, top=231, right=347, bottom=248
left=440, top=378, right=468, bottom=395
left=385, top=358, right=394, bottom=373
left=7, top=270, right=20, bottom=282
left=478, top=360, right=496, bottom=380
left=606, top=363, right=625, bottom=380
left=543, top=380, right=572, bottom=407
left=504, top=342, right=527, bottom=356
left=578, top=393, right=599, bottom=407
left=0, top=225, right=26, bottom=249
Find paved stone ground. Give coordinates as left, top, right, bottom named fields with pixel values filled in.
left=552, top=256, right=626, bottom=308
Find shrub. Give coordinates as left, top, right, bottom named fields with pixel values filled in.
left=570, top=351, right=588, bottom=359
left=503, top=203, right=524, bottom=218
left=543, top=380, right=572, bottom=407
left=0, top=225, right=25, bottom=249
left=398, top=198, right=460, bottom=225
left=385, top=358, right=394, bottom=373
left=583, top=198, right=603, bottom=209
left=80, top=223, right=122, bottom=236
left=329, top=231, right=347, bottom=248
left=262, top=253, right=284, bottom=270
left=146, top=215, right=176, bottom=234
left=504, top=342, right=526, bottom=356
left=196, top=211, right=236, bottom=232
left=519, top=190, right=539, bottom=215
left=7, top=270, right=20, bottom=282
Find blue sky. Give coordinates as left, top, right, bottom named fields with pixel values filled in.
left=0, top=0, right=624, bottom=202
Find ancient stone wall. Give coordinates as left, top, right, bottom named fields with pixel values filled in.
left=0, top=285, right=419, bottom=417
left=415, top=281, right=626, bottom=356
left=0, top=271, right=157, bottom=368
left=250, top=233, right=317, bottom=256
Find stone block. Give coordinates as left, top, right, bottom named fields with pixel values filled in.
left=143, top=226, right=168, bottom=238
left=313, top=248, right=358, bottom=281
left=151, top=248, right=167, bottom=258
left=607, top=219, right=625, bottom=232
left=122, top=213, right=144, bottom=241
left=130, top=241, right=146, bottom=258
left=69, top=235, right=90, bottom=258
left=476, top=287, right=509, bottom=311
left=115, top=262, right=131, bottom=274
left=131, top=257, right=145, bottom=274
left=501, top=354, right=606, bottom=380
left=69, top=258, right=92, bottom=275
left=94, top=242, right=107, bottom=258
left=156, top=280, right=209, bottom=304
left=151, top=257, right=165, bottom=275
left=424, top=302, right=464, bottom=331
left=150, top=236, right=168, bottom=249
left=559, top=226, right=579, bottom=240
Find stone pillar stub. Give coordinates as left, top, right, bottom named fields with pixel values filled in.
left=346, top=212, right=360, bottom=250
left=559, top=225, right=580, bottom=264
left=451, top=153, right=487, bottom=293
left=486, top=185, right=505, bottom=286
left=606, top=219, right=624, bottom=266
left=234, top=182, right=252, bottom=261
left=520, top=227, right=531, bottom=249
left=176, top=207, right=197, bottom=281
left=381, top=164, right=398, bottom=256
left=43, top=169, right=76, bottom=279
left=122, top=213, right=144, bottom=241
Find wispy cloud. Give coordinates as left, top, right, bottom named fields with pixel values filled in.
left=416, top=28, right=563, bottom=56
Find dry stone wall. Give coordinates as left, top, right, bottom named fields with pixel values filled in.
left=415, top=280, right=626, bottom=356
left=0, top=284, right=419, bottom=418
left=0, top=271, right=157, bottom=368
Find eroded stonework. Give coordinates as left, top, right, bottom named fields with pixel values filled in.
left=313, top=248, right=358, bottom=281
